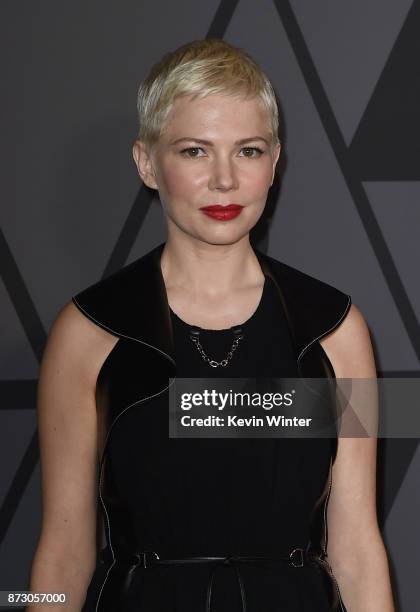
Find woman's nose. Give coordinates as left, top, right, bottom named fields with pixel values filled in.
left=208, top=157, right=239, bottom=191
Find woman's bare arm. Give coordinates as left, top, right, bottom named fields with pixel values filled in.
left=27, top=301, right=118, bottom=611
left=320, top=303, right=395, bottom=611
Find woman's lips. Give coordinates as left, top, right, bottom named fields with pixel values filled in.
left=200, top=204, right=244, bottom=221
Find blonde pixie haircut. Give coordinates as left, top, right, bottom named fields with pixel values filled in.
left=136, top=38, right=281, bottom=154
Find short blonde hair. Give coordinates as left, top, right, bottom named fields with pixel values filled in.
left=136, top=39, right=280, bottom=152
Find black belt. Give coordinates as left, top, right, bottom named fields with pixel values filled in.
left=122, top=547, right=320, bottom=612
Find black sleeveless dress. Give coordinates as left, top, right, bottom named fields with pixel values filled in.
left=74, top=242, right=351, bottom=612
left=93, top=275, right=345, bottom=612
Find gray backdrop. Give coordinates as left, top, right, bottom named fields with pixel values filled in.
left=1, top=1, right=419, bottom=610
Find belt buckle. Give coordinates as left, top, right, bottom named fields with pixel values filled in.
left=139, top=551, right=160, bottom=568
left=289, top=547, right=304, bottom=568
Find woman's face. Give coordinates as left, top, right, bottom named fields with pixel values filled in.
left=132, top=93, right=281, bottom=246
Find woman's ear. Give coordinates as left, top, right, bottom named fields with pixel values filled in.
left=271, top=142, right=281, bottom=185
left=132, top=140, right=158, bottom=190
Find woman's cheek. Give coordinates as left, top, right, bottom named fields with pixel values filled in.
left=163, top=165, right=201, bottom=197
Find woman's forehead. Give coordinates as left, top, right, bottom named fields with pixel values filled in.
left=162, top=93, right=271, bottom=135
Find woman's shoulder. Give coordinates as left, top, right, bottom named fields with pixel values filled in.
left=68, top=244, right=175, bottom=363
left=255, top=249, right=353, bottom=355
left=257, top=250, right=351, bottom=317
left=258, top=250, right=350, bottom=304
left=70, top=245, right=161, bottom=336
left=42, top=299, right=119, bottom=396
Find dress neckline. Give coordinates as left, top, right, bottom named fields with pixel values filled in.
left=169, top=276, right=268, bottom=332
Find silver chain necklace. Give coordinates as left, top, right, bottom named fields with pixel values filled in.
left=188, top=326, right=244, bottom=368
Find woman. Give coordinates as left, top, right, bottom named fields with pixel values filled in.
left=30, top=39, right=395, bottom=611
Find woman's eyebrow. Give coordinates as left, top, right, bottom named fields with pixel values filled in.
left=170, top=136, right=270, bottom=146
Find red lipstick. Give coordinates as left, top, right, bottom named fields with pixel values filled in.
left=199, top=204, right=244, bottom=221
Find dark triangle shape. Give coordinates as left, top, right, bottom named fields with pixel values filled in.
left=350, top=1, right=420, bottom=180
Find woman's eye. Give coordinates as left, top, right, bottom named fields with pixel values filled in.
left=240, top=147, right=264, bottom=157
left=181, top=147, right=205, bottom=158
